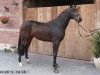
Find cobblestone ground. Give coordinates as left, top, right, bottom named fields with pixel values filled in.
left=0, top=50, right=100, bottom=75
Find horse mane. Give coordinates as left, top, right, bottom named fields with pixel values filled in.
left=57, top=7, right=70, bottom=19
left=48, top=7, right=71, bottom=24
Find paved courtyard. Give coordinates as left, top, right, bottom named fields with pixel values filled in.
left=0, top=50, right=100, bottom=75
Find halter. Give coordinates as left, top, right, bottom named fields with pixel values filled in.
left=74, top=14, right=80, bottom=18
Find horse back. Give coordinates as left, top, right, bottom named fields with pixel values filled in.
left=20, top=20, right=53, bottom=41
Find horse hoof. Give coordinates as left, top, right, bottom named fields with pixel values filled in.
left=53, top=64, right=60, bottom=68
left=19, top=63, right=22, bottom=66
left=54, top=69, right=59, bottom=73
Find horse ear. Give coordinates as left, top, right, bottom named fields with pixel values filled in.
left=76, top=6, right=80, bottom=11
left=75, top=5, right=77, bottom=7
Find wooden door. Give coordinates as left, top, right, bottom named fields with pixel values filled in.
left=25, top=4, right=96, bottom=60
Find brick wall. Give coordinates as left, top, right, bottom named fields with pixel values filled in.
left=0, top=0, right=22, bottom=45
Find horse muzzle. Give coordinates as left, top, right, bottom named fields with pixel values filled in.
left=78, top=18, right=82, bottom=22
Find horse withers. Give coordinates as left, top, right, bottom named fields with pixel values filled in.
left=18, top=5, right=82, bottom=73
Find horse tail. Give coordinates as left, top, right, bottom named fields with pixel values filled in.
left=18, top=33, right=24, bottom=56
left=18, top=33, right=21, bottom=55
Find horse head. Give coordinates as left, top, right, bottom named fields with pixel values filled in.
left=69, top=5, right=82, bottom=22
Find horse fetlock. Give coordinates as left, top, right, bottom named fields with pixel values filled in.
left=26, top=59, right=29, bottom=62
left=19, top=62, right=22, bottom=66
left=56, top=64, right=60, bottom=68
left=26, top=59, right=30, bottom=64
left=53, top=63, right=60, bottom=68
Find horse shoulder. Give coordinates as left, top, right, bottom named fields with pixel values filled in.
left=50, top=25, right=65, bottom=41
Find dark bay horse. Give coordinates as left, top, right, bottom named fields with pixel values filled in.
left=18, top=5, right=82, bottom=73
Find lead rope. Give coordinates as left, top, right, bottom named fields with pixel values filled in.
left=75, top=20, right=100, bottom=38
left=75, top=20, right=88, bottom=38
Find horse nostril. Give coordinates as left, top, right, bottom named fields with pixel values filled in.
left=79, top=18, right=82, bottom=22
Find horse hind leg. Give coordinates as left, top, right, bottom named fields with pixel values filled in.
left=18, top=35, right=22, bottom=66
left=24, top=36, right=33, bottom=63
left=18, top=36, right=28, bottom=66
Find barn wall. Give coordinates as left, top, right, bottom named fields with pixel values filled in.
left=96, top=0, right=100, bottom=28
left=25, top=3, right=97, bottom=60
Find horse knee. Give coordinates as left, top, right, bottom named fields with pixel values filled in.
left=18, top=48, right=24, bottom=56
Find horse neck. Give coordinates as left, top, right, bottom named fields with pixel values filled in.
left=54, top=10, right=71, bottom=31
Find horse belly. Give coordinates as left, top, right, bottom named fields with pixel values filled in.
left=35, top=34, right=52, bottom=41
left=33, top=30, right=52, bottom=41
left=32, top=24, right=52, bottom=41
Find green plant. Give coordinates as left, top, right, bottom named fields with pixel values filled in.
left=90, top=32, right=100, bottom=58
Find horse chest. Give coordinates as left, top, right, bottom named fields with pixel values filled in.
left=56, top=32, right=65, bottom=41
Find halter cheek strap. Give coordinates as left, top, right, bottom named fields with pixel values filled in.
left=74, top=14, right=80, bottom=18
left=74, top=14, right=80, bottom=20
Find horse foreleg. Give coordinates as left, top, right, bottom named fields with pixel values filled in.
left=24, top=37, right=33, bottom=63
left=53, top=40, right=60, bottom=73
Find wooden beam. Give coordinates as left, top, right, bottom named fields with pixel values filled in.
left=23, top=0, right=95, bottom=8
